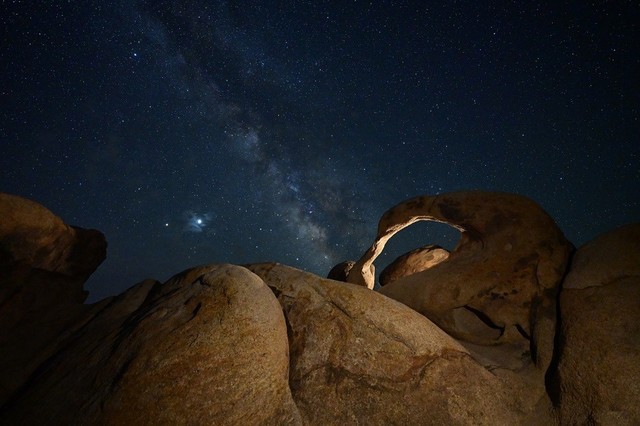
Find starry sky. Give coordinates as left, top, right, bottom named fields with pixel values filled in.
left=2, top=1, right=638, bottom=301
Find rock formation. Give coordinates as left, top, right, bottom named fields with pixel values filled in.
left=346, top=192, right=573, bottom=367
left=2, top=265, right=301, bottom=425
left=247, top=263, right=531, bottom=424
left=326, top=260, right=355, bottom=282
left=1, top=191, right=638, bottom=425
left=0, top=192, right=107, bottom=404
left=379, top=244, right=449, bottom=286
left=0, top=193, right=106, bottom=306
left=547, top=224, right=640, bottom=425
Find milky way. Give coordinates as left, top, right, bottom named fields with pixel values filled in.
left=1, top=1, right=637, bottom=301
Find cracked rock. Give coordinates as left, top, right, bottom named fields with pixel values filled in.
left=247, top=262, right=528, bottom=425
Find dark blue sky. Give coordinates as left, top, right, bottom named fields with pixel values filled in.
left=2, top=1, right=638, bottom=301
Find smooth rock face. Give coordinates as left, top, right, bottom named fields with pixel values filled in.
left=550, top=224, right=640, bottom=425
left=562, top=223, right=640, bottom=290
left=379, top=244, right=449, bottom=286
left=1, top=265, right=300, bottom=425
left=347, top=191, right=573, bottom=371
left=247, top=263, right=528, bottom=425
left=0, top=192, right=106, bottom=301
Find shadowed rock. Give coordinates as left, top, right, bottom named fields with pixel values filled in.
left=326, top=260, right=355, bottom=282
left=0, top=193, right=107, bottom=404
left=549, top=224, right=640, bottom=425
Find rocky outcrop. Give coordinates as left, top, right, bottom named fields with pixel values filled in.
left=379, top=244, right=449, bottom=286
left=0, top=193, right=107, bottom=405
left=346, top=192, right=573, bottom=369
left=247, top=263, right=535, bottom=425
left=326, top=260, right=355, bottom=282
left=1, top=265, right=300, bottom=425
left=341, top=191, right=574, bottom=423
left=2, top=191, right=639, bottom=425
left=0, top=193, right=106, bottom=306
left=548, top=224, right=640, bottom=425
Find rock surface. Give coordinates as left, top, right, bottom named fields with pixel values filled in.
left=1, top=265, right=300, bottom=425
left=0, top=192, right=107, bottom=405
left=347, top=191, right=573, bottom=368
left=0, top=192, right=106, bottom=305
left=549, top=224, right=640, bottom=425
left=379, top=244, right=450, bottom=286
left=326, top=260, right=355, bottom=282
left=247, top=263, right=533, bottom=425
left=3, top=192, right=639, bottom=425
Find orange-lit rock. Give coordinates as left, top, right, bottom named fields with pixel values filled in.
left=247, top=263, right=532, bottom=425
left=379, top=244, right=449, bottom=286
left=1, top=265, right=301, bottom=425
left=347, top=191, right=572, bottom=358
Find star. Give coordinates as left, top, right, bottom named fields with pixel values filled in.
left=185, top=212, right=212, bottom=233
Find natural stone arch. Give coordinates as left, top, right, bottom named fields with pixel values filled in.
left=346, top=212, right=465, bottom=290
left=346, top=191, right=573, bottom=368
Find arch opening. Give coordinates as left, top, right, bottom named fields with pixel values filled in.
left=373, top=219, right=461, bottom=289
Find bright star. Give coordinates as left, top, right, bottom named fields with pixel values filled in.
left=184, top=211, right=212, bottom=233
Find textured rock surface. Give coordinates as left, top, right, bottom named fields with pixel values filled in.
left=4, top=193, right=638, bottom=425
left=1, top=265, right=300, bottom=425
left=326, top=260, right=355, bottom=282
left=247, top=262, right=532, bottom=425
left=0, top=192, right=107, bottom=404
left=0, top=192, right=106, bottom=305
left=379, top=244, right=449, bottom=286
left=347, top=191, right=573, bottom=368
left=549, top=224, right=640, bottom=425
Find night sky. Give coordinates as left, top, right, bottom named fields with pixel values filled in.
left=2, top=1, right=638, bottom=301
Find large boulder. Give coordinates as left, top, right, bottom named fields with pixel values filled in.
left=0, top=193, right=107, bottom=404
left=346, top=191, right=573, bottom=372
left=326, top=260, right=355, bottom=282
left=549, top=224, right=640, bottom=425
left=0, top=265, right=301, bottom=425
left=0, top=192, right=106, bottom=306
left=247, top=262, right=538, bottom=425
left=379, top=244, right=449, bottom=286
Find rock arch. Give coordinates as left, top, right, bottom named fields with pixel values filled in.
left=346, top=191, right=573, bottom=362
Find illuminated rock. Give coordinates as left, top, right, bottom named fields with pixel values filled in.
left=1, top=265, right=301, bottom=425
left=347, top=191, right=572, bottom=355
left=247, top=263, right=527, bottom=425
left=379, top=244, right=450, bottom=286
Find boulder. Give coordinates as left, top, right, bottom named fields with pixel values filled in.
left=0, top=192, right=106, bottom=305
left=327, top=260, right=355, bottom=282
left=549, top=224, right=640, bottom=425
left=347, top=191, right=573, bottom=373
left=0, top=192, right=107, bottom=404
left=247, top=262, right=535, bottom=425
left=379, top=244, right=449, bottom=286
left=0, top=265, right=301, bottom=425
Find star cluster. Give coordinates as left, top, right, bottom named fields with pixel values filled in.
left=1, top=1, right=638, bottom=301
